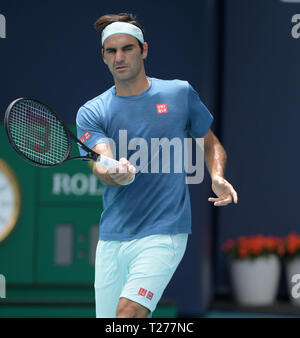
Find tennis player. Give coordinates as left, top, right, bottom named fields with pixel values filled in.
left=76, top=13, right=238, bottom=318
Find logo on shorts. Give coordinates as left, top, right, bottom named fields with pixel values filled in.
left=146, top=291, right=154, bottom=300
left=156, top=104, right=168, bottom=114
left=138, top=288, right=147, bottom=297
left=138, top=288, right=154, bottom=300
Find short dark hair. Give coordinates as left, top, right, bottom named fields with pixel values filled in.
left=94, top=13, right=145, bottom=52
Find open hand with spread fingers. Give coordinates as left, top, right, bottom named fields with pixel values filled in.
left=208, top=176, right=238, bottom=207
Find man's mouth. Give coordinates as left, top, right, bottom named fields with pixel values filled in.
left=115, top=66, right=127, bottom=71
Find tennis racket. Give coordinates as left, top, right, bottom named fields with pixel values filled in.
left=4, top=98, right=121, bottom=168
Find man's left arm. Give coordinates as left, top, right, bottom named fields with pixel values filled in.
left=202, top=129, right=238, bottom=206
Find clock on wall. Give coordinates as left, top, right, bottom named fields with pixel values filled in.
left=0, top=159, right=21, bottom=242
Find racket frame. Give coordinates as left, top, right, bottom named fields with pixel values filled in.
left=4, top=98, right=100, bottom=167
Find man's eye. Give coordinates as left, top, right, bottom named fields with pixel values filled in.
left=106, top=50, right=115, bottom=54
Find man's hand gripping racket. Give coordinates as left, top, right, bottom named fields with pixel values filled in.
left=4, top=98, right=135, bottom=184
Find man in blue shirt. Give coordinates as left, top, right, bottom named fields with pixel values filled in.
left=76, top=13, right=238, bottom=318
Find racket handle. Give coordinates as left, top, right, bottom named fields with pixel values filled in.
left=96, top=154, right=135, bottom=185
left=96, top=155, right=122, bottom=168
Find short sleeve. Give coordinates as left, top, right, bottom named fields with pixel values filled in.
left=76, top=105, right=109, bottom=156
left=187, top=83, right=213, bottom=138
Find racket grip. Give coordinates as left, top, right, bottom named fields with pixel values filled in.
left=96, top=155, right=122, bottom=168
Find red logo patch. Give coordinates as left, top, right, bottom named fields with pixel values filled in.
left=138, top=288, right=147, bottom=297
left=156, top=104, right=168, bottom=114
left=84, top=131, right=91, bottom=140
left=80, top=136, right=85, bottom=143
left=146, top=291, right=154, bottom=300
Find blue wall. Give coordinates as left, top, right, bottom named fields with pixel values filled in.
left=216, top=0, right=300, bottom=295
left=0, top=0, right=218, bottom=120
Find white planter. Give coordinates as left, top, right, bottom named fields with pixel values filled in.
left=229, top=255, right=280, bottom=306
left=285, top=256, right=300, bottom=306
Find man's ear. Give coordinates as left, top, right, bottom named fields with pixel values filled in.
left=102, top=48, right=107, bottom=64
left=142, top=42, right=148, bottom=60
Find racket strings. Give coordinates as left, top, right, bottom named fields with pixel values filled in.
left=8, top=100, right=69, bottom=165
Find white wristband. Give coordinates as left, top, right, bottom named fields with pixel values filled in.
left=97, top=155, right=122, bottom=168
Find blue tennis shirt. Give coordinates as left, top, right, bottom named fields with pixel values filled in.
left=76, top=77, right=213, bottom=241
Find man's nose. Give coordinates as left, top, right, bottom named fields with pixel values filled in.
left=115, top=50, right=125, bottom=63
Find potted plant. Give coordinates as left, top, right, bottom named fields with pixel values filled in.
left=222, top=235, right=284, bottom=306
left=282, top=232, right=300, bottom=306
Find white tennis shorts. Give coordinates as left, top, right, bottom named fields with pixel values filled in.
left=94, top=233, right=188, bottom=318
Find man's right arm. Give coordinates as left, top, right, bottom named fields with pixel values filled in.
left=92, top=143, right=136, bottom=186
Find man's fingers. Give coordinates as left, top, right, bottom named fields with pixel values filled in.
left=108, top=158, right=136, bottom=185
left=129, top=165, right=136, bottom=175
left=118, top=158, right=127, bottom=173
left=108, top=166, right=118, bottom=174
left=210, top=177, right=238, bottom=206
left=208, top=195, right=233, bottom=206
left=226, top=187, right=238, bottom=204
left=214, top=198, right=232, bottom=206
left=119, top=157, right=128, bottom=166
left=232, top=191, right=238, bottom=204
left=118, top=159, right=136, bottom=174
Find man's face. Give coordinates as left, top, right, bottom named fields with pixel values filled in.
left=102, top=34, right=148, bottom=83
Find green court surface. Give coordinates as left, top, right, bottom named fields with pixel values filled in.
left=0, top=299, right=177, bottom=318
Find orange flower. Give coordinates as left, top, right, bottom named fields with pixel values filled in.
left=285, top=232, right=300, bottom=255
left=277, top=242, right=285, bottom=256
left=222, top=234, right=286, bottom=259
left=238, top=246, right=248, bottom=258
left=248, top=240, right=262, bottom=255
left=264, top=237, right=279, bottom=251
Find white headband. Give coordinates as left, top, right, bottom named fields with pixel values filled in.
left=101, top=22, right=144, bottom=46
